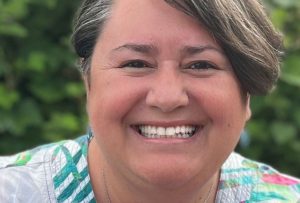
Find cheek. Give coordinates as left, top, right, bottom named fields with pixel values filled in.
left=194, top=76, right=247, bottom=130
left=87, top=74, right=145, bottom=126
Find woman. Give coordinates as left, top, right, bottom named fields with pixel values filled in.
left=0, top=0, right=299, bottom=202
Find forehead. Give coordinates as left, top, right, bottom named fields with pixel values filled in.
left=98, top=0, right=219, bottom=48
left=111, top=0, right=188, bottom=20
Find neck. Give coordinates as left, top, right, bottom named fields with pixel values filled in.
left=102, top=166, right=219, bottom=203
left=88, top=140, right=219, bottom=203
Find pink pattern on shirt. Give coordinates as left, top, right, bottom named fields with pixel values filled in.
left=263, top=174, right=300, bottom=185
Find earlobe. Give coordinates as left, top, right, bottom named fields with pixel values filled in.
left=246, top=94, right=252, bottom=121
left=83, top=75, right=91, bottom=116
left=83, top=75, right=90, bottom=96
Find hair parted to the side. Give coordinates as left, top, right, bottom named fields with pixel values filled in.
left=71, top=0, right=113, bottom=75
left=71, top=0, right=283, bottom=95
left=166, top=0, right=283, bottom=95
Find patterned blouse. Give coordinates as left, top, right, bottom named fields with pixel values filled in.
left=0, top=135, right=299, bottom=202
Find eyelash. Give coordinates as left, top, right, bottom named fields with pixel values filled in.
left=120, top=60, right=152, bottom=68
left=185, top=61, right=218, bottom=70
left=119, top=60, right=218, bottom=71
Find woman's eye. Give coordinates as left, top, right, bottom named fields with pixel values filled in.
left=120, top=60, right=150, bottom=68
left=188, top=61, right=217, bottom=70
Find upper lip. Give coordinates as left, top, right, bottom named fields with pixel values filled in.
left=131, top=120, right=202, bottom=127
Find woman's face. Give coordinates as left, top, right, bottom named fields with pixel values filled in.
left=87, top=0, right=251, bottom=188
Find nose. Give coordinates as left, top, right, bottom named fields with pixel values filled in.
left=145, top=65, right=189, bottom=112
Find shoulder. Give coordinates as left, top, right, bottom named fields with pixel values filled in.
left=217, top=152, right=300, bottom=202
left=0, top=135, right=90, bottom=202
left=0, top=135, right=88, bottom=168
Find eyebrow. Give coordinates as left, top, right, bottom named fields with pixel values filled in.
left=111, top=43, right=224, bottom=56
left=112, top=43, right=158, bottom=55
left=181, top=45, right=224, bottom=56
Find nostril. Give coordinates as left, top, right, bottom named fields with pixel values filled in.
left=145, top=88, right=189, bottom=112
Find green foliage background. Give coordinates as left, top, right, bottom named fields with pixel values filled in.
left=0, top=0, right=299, bottom=177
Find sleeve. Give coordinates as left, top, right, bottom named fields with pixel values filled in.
left=0, top=167, right=45, bottom=202
left=0, top=149, right=57, bottom=203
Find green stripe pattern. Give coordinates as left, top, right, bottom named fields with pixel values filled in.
left=51, top=136, right=95, bottom=202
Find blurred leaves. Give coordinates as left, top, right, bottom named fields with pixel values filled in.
left=0, top=85, right=19, bottom=109
left=0, top=0, right=29, bottom=37
left=271, top=121, right=297, bottom=144
left=0, top=0, right=85, bottom=153
left=281, top=54, right=300, bottom=86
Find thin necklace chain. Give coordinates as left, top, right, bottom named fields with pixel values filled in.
left=102, top=169, right=112, bottom=203
left=102, top=169, right=214, bottom=203
left=202, top=179, right=214, bottom=203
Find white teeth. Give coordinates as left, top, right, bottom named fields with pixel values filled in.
left=150, top=127, right=156, bottom=135
left=166, top=127, right=175, bottom=137
left=157, top=127, right=165, bottom=136
left=180, top=126, right=186, bottom=134
left=175, top=126, right=180, bottom=133
left=137, top=125, right=197, bottom=139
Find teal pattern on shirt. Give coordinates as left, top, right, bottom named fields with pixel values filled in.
left=0, top=135, right=300, bottom=202
left=0, top=135, right=96, bottom=203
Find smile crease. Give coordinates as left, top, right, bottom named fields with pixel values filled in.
left=135, top=125, right=198, bottom=139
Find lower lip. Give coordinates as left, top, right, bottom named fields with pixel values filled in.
left=130, top=127, right=201, bottom=144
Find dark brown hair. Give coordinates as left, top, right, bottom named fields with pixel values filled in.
left=72, top=0, right=283, bottom=95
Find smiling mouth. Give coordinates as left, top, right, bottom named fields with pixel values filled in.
left=133, top=125, right=200, bottom=139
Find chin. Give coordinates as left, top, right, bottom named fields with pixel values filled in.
left=130, top=156, right=207, bottom=189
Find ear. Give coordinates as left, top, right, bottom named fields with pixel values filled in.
left=83, top=74, right=91, bottom=116
left=82, top=74, right=90, bottom=96
left=245, top=93, right=252, bottom=121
